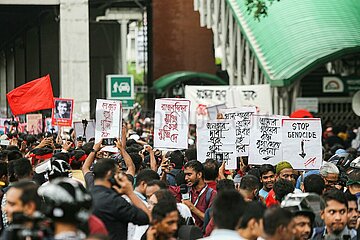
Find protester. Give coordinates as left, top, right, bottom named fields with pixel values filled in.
left=347, top=168, right=360, bottom=199
left=38, top=178, right=92, bottom=240
left=281, top=193, right=315, bottom=240
left=199, top=190, right=246, bottom=239
left=273, top=179, right=294, bottom=204
left=319, top=162, right=340, bottom=190
left=344, top=192, right=359, bottom=236
left=263, top=207, right=294, bottom=240
left=259, top=164, right=276, bottom=202
left=312, top=189, right=356, bottom=240
left=203, top=179, right=236, bottom=237
left=303, top=174, right=325, bottom=195
left=238, top=174, right=260, bottom=202
left=238, top=201, right=266, bottom=240
left=2, top=93, right=360, bottom=240
left=3, top=181, right=41, bottom=226
left=144, top=200, right=179, bottom=240
left=266, top=161, right=299, bottom=207
left=128, top=169, right=160, bottom=240
left=167, top=160, right=217, bottom=229
left=165, top=150, right=185, bottom=186
left=203, top=159, right=219, bottom=190
left=91, top=158, right=150, bottom=240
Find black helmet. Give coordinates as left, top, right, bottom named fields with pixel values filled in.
left=281, top=193, right=318, bottom=222
left=38, top=178, right=92, bottom=224
left=48, top=159, right=72, bottom=180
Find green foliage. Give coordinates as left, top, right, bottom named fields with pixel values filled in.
left=127, top=62, right=144, bottom=85
left=245, top=0, right=280, bottom=20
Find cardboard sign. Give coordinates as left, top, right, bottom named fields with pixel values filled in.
left=185, top=85, right=230, bottom=124
left=26, top=114, right=43, bottom=134
left=51, top=98, right=74, bottom=127
left=282, top=118, right=322, bottom=169
left=249, top=115, right=283, bottom=165
left=44, top=118, right=59, bottom=133
left=197, top=119, right=237, bottom=169
left=220, top=107, right=256, bottom=156
left=207, top=103, right=227, bottom=120
left=74, top=120, right=96, bottom=140
left=154, top=98, right=190, bottom=149
left=227, top=84, right=272, bottom=114
left=95, top=99, right=122, bottom=144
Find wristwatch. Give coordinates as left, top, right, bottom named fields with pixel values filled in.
left=91, top=149, right=97, bottom=153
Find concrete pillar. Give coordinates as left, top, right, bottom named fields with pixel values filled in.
left=0, top=51, right=6, bottom=117
left=119, top=20, right=128, bottom=75
left=59, top=0, right=90, bottom=121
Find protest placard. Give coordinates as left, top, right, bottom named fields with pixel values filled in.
left=51, top=98, right=74, bottom=127
left=207, top=103, right=227, bottom=120
left=227, top=84, right=272, bottom=114
left=44, top=118, right=58, bottom=133
left=249, top=115, right=283, bottom=165
left=197, top=119, right=237, bottom=169
left=185, top=85, right=230, bottom=124
left=282, top=118, right=322, bottom=169
left=94, top=99, right=122, bottom=146
left=74, top=120, right=96, bottom=140
left=154, top=98, right=190, bottom=149
left=220, top=107, right=256, bottom=156
left=26, top=114, right=43, bottom=134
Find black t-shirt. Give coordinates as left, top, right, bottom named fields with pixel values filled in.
left=91, top=185, right=149, bottom=240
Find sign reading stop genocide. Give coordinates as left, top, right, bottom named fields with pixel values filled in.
left=282, top=118, right=322, bottom=170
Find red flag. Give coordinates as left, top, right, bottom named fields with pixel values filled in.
left=6, top=74, right=54, bottom=116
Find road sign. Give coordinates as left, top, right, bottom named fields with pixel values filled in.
left=107, top=75, right=134, bottom=99
left=120, top=99, right=135, bottom=109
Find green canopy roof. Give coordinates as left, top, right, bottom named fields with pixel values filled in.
left=152, top=71, right=227, bottom=94
left=227, top=0, right=360, bottom=86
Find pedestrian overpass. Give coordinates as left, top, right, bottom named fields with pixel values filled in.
left=194, top=0, right=360, bottom=125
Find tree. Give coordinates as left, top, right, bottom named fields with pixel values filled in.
left=245, top=0, right=280, bottom=20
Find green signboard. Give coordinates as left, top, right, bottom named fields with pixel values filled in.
left=106, top=75, right=135, bottom=109
left=107, top=75, right=134, bottom=99
left=323, top=76, right=360, bottom=94
left=120, top=99, right=135, bottom=109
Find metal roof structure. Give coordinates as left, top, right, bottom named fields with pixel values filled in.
left=195, top=0, right=360, bottom=87
left=227, top=0, right=360, bottom=87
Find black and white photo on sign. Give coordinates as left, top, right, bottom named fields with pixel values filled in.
left=54, top=100, right=72, bottom=119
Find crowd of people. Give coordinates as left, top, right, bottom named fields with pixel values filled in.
left=0, top=117, right=359, bottom=240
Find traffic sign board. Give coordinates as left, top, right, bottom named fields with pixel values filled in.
left=107, top=75, right=134, bottom=99
left=120, top=99, right=135, bottom=109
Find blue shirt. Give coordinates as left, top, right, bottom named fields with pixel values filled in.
left=259, top=188, right=269, bottom=200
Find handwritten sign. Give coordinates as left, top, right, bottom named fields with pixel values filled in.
left=197, top=119, right=237, bottom=169
left=185, top=85, right=231, bottom=124
left=249, top=115, right=283, bottom=165
left=154, top=98, right=190, bottom=149
left=95, top=99, right=122, bottom=143
left=282, top=118, right=322, bottom=169
left=220, top=107, right=256, bottom=156
left=227, top=84, right=272, bottom=114
left=26, top=114, right=43, bottom=134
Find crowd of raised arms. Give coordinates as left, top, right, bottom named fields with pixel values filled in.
left=0, top=116, right=359, bottom=240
